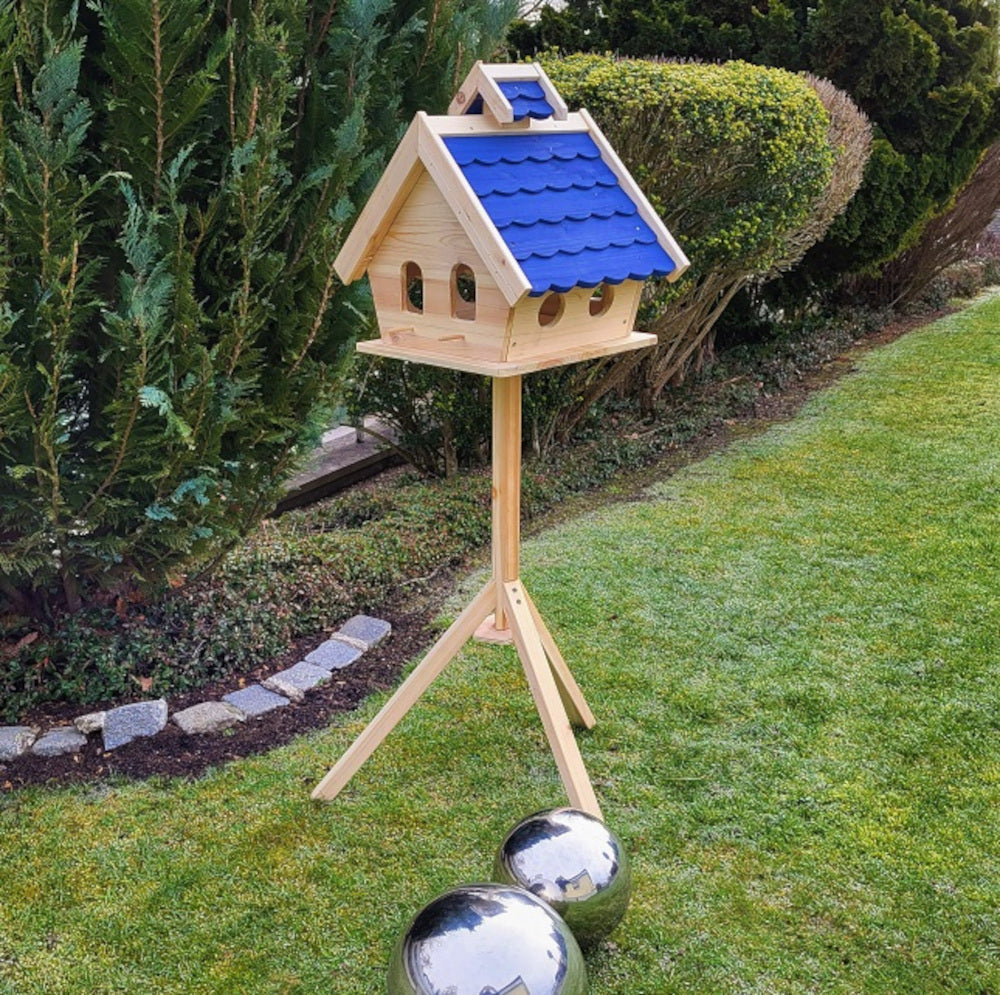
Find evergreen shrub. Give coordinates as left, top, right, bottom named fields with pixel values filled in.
left=0, top=0, right=513, bottom=621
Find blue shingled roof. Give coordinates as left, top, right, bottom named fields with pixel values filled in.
left=498, top=80, right=556, bottom=120
left=443, top=132, right=677, bottom=296
left=465, top=80, right=556, bottom=121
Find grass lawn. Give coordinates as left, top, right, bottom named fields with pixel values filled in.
left=1, top=295, right=998, bottom=993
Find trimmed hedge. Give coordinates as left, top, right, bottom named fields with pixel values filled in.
left=541, top=54, right=835, bottom=402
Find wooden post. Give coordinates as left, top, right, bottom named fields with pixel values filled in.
left=492, top=375, right=522, bottom=632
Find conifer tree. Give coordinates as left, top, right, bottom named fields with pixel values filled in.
left=0, top=0, right=513, bottom=619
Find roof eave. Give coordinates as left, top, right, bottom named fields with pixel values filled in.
left=577, top=108, right=691, bottom=283
left=334, top=117, right=425, bottom=286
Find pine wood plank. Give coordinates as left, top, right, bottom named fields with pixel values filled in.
left=448, top=61, right=515, bottom=124
left=311, top=581, right=497, bottom=801
left=521, top=586, right=597, bottom=731
left=533, top=63, right=569, bottom=120
left=357, top=329, right=656, bottom=377
left=425, top=112, right=588, bottom=138
left=333, top=119, right=423, bottom=284
left=492, top=377, right=522, bottom=630
left=505, top=285, right=638, bottom=362
left=502, top=581, right=603, bottom=819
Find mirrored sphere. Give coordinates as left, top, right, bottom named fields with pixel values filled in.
left=493, top=808, right=632, bottom=948
left=387, top=883, right=587, bottom=995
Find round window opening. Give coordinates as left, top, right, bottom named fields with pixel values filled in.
left=589, top=282, right=615, bottom=317
left=538, top=292, right=564, bottom=327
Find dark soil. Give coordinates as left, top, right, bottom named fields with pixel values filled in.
left=0, top=313, right=927, bottom=795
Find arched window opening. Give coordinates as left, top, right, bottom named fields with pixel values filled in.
left=451, top=263, right=476, bottom=320
left=537, top=292, right=564, bottom=327
left=403, top=262, right=423, bottom=314
left=589, top=282, right=615, bottom=317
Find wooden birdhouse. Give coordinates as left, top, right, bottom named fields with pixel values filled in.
left=316, top=64, right=692, bottom=813
left=334, top=62, right=690, bottom=377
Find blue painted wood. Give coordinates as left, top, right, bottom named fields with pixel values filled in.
left=498, top=80, right=555, bottom=120
left=461, top=157, right=618, bottom=197
left=445, top=133, right=601, bottom=166
left=479, top=186, right=637, bottom=228
left=522, top=244, right=676, bottom=296
left=501, top=214, right=658, bottom=260
left=441, top=132, right=679, bottom=295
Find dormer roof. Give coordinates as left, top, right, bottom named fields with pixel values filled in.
left=334, top=63, right=689, bottom=305
left=448, top=62, right=568, bottom=123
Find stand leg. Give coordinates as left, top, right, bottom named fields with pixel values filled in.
left=312, top=581, right=496, bottom=801
left=522, top=587, right=596, bottom=731
left=502, top=580, right=603, bottom=820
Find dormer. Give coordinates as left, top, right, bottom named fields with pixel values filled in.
left=448, top=62, right=568, bottom=124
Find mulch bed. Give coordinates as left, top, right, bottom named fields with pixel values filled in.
left=0, top=596, right=446, bottom=793
left=0, top=311, right=931, bottom=795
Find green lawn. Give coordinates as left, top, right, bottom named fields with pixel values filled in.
left=2, top=295, right=998, bottom=994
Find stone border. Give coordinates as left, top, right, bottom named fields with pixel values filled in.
left=0, top=615, right=391, bottom=762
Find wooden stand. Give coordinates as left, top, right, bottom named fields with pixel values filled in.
left=312, top=375, right=602, bottom=819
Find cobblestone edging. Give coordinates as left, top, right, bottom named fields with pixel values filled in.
left=0, top=615, right=391, bottom=763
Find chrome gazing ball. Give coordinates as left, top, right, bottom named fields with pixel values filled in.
left=493, top=808, right=632, bottom=948
left=387, top=883, right=587, bottom=995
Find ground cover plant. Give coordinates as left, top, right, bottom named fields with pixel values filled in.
left=1, top=293, right=997, bottom=992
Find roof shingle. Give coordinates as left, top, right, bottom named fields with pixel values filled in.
left=443, top=132, right=678, bottom=296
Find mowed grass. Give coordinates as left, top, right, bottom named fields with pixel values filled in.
left=1, top=295, right=998, bottom=993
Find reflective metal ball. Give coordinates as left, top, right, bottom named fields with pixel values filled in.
left=493, top=808, right=631, bottom=948
left=386, top=883, right=587, bottom=995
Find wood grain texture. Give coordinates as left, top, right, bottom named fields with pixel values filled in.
left=503, top=580, right=603, bottom=819
left=312, top=581, right=497, bottom=801
left=333, top=119, right=422, bottom=284
left=356, top=329, right=657, bottom=377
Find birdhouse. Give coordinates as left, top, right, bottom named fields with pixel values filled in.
left=334, top=62, right=690, bottom=377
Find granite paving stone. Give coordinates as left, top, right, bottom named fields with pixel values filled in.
left=0, top=726, right=37, bottom=761
left=74, top=711, right=105, bottom=734
left=172, top=701, right=245, bottom=735
left=222, top=684, right=291, bottom=718
left=304, top=639, right=363, bottom=671
left=334, top=615, right=392, bottom=651
left=4, top=613, right=393, bottom=772
left=102, top=699, right=168, bottom=751
left=262, top=662, right=331, bottom=702
left=32, top=727, right=89, bottom=757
